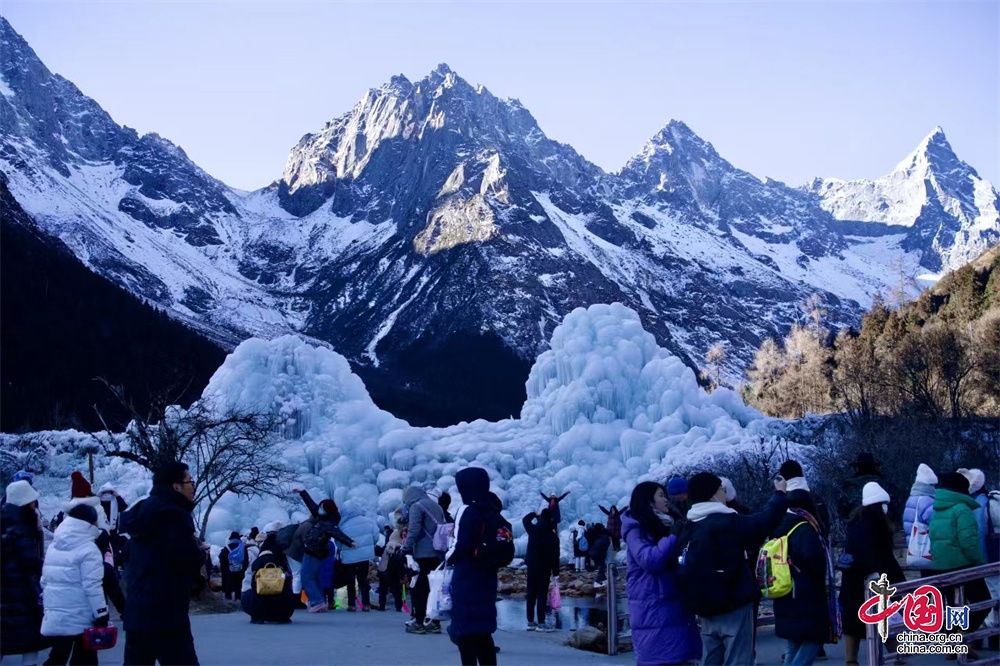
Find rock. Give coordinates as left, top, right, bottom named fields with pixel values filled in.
left=567, top=626, right=607, bottom=653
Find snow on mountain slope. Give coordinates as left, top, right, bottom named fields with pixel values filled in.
left=807, top=127, right=1000, bottom=271
left=1, top=15, right=997, bottom=425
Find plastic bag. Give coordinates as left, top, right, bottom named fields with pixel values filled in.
left=428, top=562, right=454, bottom=620
left=548, top=578, right=562, bottom=610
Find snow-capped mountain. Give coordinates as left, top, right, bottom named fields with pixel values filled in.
left=1, top=16, right=997, bottom=425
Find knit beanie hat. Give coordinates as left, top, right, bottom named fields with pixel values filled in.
left=4, top=480, right=39, bottom=507
left=862, top=482, right=891, bottom=507
left=318, top=499, right=338, bottom=518
left=12, top=470, right=34, bottom=485
left=957, top=468, right=985, bottom=495
left=779, top=460, right=804, bottom=480
left=719, top=477, right=737, bottom=502
left=915, top=463, right=938, bottom=486
left=70, top=471, right=93, bottom=498
left=688, top=472, right=723, bottom=504
left=68, top=503, right=99, bottom=526
left=667, top=477, right=688, bottom=496
left=939, top=472, right=970, bottom=495
left=255, top=532, right=267, bottom=545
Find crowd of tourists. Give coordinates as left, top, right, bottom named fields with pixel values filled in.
left=1, top=452, right=997, bottom=666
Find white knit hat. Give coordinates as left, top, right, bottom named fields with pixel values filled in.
left=5, top=480, right=39, bottom=507
left=862, top=482, right=891, bottom=507
left=915, top=463, right=938, bottom=486
left=264, top=520, right=285, bottom=533
left=719, top=477, right=737, bottom=502
left=957, top=468, right=986, bottom=495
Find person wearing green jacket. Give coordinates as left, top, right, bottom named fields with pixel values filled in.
left=929, top=473, right=989, bottom=645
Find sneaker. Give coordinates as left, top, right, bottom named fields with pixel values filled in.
left=426, top=620, right=442, bottom=634
left=405, top=621, right=427, bottom=634
left=346, top=606, right=357, bottom=613
left=539, top=623, right=556, bottom=633
left=308, top=602, right=329, bottom=613
left=526, top=622, right=537, bottom=631
left=374, top=606, right=386, bottom=612
left=362, top=606, right=371, bottom=613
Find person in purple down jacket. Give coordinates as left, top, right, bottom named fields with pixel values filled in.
left=622, top=481, right=701, bottom=666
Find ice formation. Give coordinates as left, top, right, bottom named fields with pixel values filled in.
left=10, top=303, right=790, bottom=555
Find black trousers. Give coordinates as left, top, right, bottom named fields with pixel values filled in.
left=456, top=634, right=497, bottom=666
left=412, top=557, right=440, bottom=623
left=525, top=571, right=549, bottom=624
left=123, top=630, right=199, bottom=666
left=346, top=561, right=372, bottom=608
left=44, top=635, right=97, bottom=666
left=222, top=569, right=243, bottom=600
left=378, top=570, right=403, bottom=611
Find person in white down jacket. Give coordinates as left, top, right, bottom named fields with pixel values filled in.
left=41, top=503, right=110, bottom=665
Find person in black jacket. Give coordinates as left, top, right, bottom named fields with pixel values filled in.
left=241, top=534, right=295, bottom=624
left=1, top=480, right=45, bottom=664
left=119, top=462, right=205, bottom=666
left=449, top=468, right=502, bottom=666
left=773, top=490, right=833, bottom=665
left=682, top=472, right=787, bottom=666
left=522, top=508, right=560, bottom=631
left=838, top=484, right=904, bottom=666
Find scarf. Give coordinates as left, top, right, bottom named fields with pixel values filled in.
left=789, top=508, right=842, bottom=642
left=687, top=501, right=737, bottom=522
left=654, top=510, right=674, bottom=528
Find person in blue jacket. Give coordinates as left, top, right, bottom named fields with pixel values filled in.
left=622, top=481, right=701, bottom=666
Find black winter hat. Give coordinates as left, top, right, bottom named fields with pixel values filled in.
left=688, top=472, right=723, bottom=504
left=68, top=503, right=98, bottom=526
left=779, top=460, right=804, bottom=480
left=938, top=472, right=970, bottom=495
left=229, top=531, right=241, bottom=540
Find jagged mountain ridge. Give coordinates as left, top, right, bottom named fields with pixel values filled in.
left=2, top=16, right=998, bottom=425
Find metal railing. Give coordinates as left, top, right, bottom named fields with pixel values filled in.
left=864, top=563, right=1000, bottom=666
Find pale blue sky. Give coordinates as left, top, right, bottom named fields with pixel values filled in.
left=3, top=2, right=997, bottom=191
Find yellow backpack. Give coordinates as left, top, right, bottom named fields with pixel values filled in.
left=254, top=563, right=286, bottom=596
left=756, top=521, right=808, bottom=599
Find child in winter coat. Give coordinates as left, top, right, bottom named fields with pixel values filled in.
left=376, top=510, right=406, bottom=612
left=41, top=503, right=110, bottom=665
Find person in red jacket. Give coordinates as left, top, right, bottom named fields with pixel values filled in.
left=539, top=492, right=570, bottom=524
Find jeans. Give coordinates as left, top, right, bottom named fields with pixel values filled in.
left=43, top=636, right=96, bottom=666
left=785, top=640, right=822, bottom=665
left=346, top=562, right=371, bottom=608
left=455, top=634, right=497, bottom=666
left=300, top=553, right=324, bottom=606
left=288, top=557, right=302, bottom=594
left=700, top=603, right=755, bottom=666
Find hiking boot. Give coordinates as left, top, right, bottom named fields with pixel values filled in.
left=526, top=622, right=537, bottom=631
left=405, top=621, right=427, bottom=634
left=426, top=620, right=442, bottom=633
left=308, top=602, right=329, bottom=613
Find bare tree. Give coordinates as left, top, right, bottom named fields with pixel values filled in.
left=703, top=342, right=728, bottom=391
left=94, top=380, right=296, bottom=539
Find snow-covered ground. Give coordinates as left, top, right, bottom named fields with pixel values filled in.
left=3, top=304, right=805, bottom=556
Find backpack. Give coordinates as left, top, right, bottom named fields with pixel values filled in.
left=986, top=491, right=1000, bottom=563
left=432, top=519, right=454, bottom=553
left=275, top=523, right=298, bottom=552
left=475, top=507, right=515, bottom=568
left=304, top=522, right=331, bottom=558
left=756, top=522, right=808, bottom=599
left=578, top=533, right=590, bottom=553
left=671, top=521, right=740, bottom=617
left=906, top=496, right=933, bottom=567
left=254, top=563, right=286, bottom=596
left=227, top=540, right=246, bottom=572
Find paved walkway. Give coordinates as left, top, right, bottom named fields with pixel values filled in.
left=36, top=609, right=995, bottom=665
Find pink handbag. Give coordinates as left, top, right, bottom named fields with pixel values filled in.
left=82, top=625, right=118, bottom=651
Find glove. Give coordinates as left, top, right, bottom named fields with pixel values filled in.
left=93, top=613, right=110, bottom=628
left=405, top=555, right=418, bottom=572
